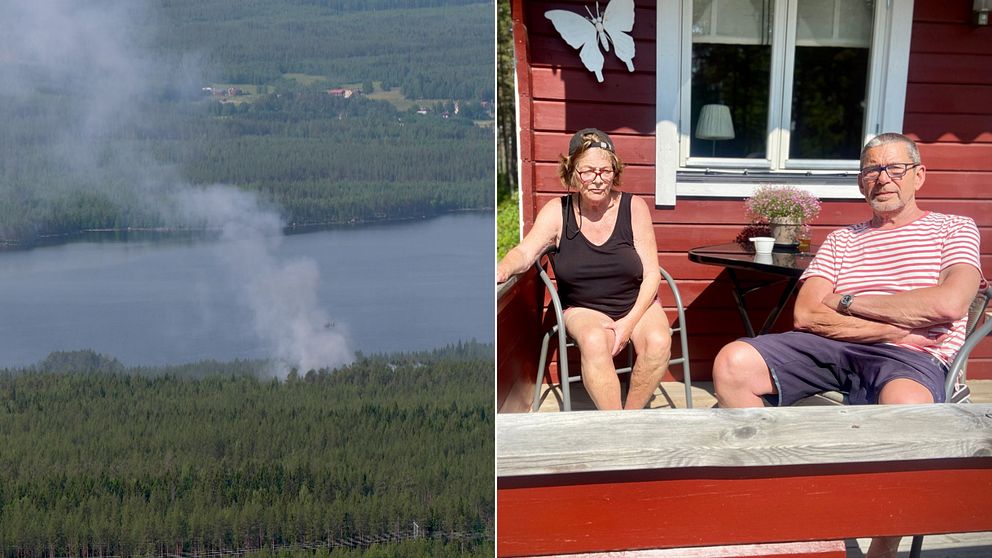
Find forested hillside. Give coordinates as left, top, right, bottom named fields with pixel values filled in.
left=1, top=90, right=492, bottom=240
left=150, top=0, right=492, bottom=100
left=0, top=345, right=493, bottom=557
left=0, top=0, right=494, bottom=245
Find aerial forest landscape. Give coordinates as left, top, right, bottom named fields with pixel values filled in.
left=0, top=0, right=494, bottom=556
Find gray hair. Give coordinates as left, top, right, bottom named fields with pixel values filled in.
left=861, top=133, right=921, bottom=165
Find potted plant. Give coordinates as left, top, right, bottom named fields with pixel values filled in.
left=744, top=185, right=821, bottom=249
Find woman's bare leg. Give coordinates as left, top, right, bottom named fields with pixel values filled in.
left=625, top=302, right=671, bottom=410
left=564, top=307, right=621, bottom=410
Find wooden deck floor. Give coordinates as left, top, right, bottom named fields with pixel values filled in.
left=530, top=380, right=992, bottom=557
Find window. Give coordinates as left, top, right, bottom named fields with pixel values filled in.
left=655, top=0, right=914, bottom=205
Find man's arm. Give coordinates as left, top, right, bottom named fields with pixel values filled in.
left=793, top=277, right=910, bottom=343
left=820, top=264, right=982, bottom=329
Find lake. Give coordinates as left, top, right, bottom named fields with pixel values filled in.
left=0, top=212, right=494, bottom=369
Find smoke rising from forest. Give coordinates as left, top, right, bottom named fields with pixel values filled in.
left=1, top=0, right=354, bottom=376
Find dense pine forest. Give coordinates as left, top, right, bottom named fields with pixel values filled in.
left=0, top=0, right=494, bottom=245
left=0, top=344, right=494, bottom=557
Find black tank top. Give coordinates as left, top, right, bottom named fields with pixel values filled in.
left=552, top=192, right=643, bottom=320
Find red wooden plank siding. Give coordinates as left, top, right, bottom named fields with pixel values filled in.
left=910, top=22, right=992, bottom=54
left=906, top=0, right=992, bottom=379
left=532, top=100, right=656, bottom=134
left=906, top=53, right=992, bottom=86
left=905, top=85, right=992, bottom=116
left=904, top=119, right=992, bottom=144
left=913, top=1, right=974, bottom=21
left=497, top=460, right=992, bottom=557
left=530, top=67, right=656, bottom=104
left=915, top=143, right=992, bottom=172
left=511, top=0, right=992, bottom=384
left=497, top=269, right=546, bottom=413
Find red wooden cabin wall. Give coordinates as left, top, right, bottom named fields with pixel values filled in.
left=511, top=0, right=992, bottom=381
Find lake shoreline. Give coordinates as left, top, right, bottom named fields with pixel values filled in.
left=0, top=207, right=494, bottom=251
left=0, top=212, right=494, bottom=368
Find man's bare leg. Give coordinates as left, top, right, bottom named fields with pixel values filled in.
left=712, top=340, right=775, bottom=408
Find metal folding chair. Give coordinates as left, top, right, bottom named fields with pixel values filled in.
left=942, top=283, right=992, bottom=404
left=531, top=253, right=693, bottom=411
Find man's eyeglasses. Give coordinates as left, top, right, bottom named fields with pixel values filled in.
left=859, top=162, right=920, bottom=182
left=577, top=168, right=615, bottom=183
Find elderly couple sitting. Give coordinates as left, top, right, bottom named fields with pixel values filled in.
left=497, top=128, right=982, bottom=558
left=497, top=129, right=981, bottom=413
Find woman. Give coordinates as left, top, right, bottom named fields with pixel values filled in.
left=496, top=128, right=671, bottom=410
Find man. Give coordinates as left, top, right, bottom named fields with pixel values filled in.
left=712, top=133, right=982, bottom=558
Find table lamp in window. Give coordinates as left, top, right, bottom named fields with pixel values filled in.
left=696, top=104, right=735, bottom=157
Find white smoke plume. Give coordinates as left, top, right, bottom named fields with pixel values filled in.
left=176, top=186, right=354, bottom=376
left=1, top=0, right=354, bottom=376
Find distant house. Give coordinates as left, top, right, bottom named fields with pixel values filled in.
left=416, top=107, right=429, bottom=115
left=328, top=88, right=355, bottom=98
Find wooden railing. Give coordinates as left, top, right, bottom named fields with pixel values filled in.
left=497, top=405, right=992, bottom=557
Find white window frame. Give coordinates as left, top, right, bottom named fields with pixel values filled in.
left=655, top=0, right=914, bottom=206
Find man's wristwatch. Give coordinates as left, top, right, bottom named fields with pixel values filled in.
left=838, top=294, right=855, bottom=315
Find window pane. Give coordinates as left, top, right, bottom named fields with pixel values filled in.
left=693, top=0, right=767, bottom=44
left=797, top=0, right=872, bottom=47
left=837, top=0, right=873, bottom=46
left=796, top=1, right=834, bottom=43
left=790, top=0, right=872, bottom=159
left=691, top=0, right=771, bottom=159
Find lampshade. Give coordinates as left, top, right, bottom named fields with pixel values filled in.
left=695, top=104, right=735, bottom=140
left=976, top=0, right=991, bottom=25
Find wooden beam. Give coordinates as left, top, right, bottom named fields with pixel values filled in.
left=497, top=406, right=992, bottom=557
left=498, top=405, right=992, bottom=475
left=498, top=462, right=992, bottom=556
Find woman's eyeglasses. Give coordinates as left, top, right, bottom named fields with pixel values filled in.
left=859, top=162, right=919, bottom=182
left=577, top=168, right=615, bottom=183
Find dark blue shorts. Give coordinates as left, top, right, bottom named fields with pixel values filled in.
left=740, top=331, right=947, bottom=406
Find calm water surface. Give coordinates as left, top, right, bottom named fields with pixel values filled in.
left=0, top=213, right=493, bottom=368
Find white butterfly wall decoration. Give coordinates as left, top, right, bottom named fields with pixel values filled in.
left=545, top=0, right=635, bottom=83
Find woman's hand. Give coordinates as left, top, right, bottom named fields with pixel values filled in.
left=605, top=317, right=635, bottom=356
left=496, top=265, right=510, bottom=284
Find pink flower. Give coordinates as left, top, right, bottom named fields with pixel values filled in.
left=745, top=185, right=821, bottom=223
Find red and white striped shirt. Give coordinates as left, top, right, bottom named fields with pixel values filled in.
left=801, top=211, right=982, bottom=363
